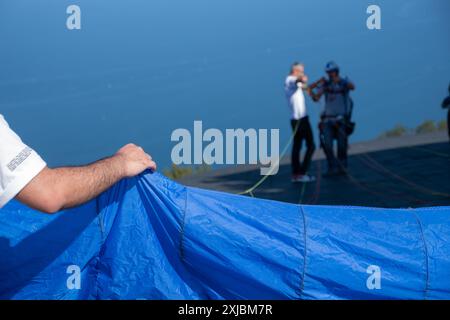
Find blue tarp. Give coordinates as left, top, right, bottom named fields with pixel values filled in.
left=0, top=172, right=449, bottom=300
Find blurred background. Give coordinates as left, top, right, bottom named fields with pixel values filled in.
left=0, top=0, right=449, bottom=169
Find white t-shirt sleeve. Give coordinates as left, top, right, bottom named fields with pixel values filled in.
left=285, top=76, right=298, bottom=92
left=0, top=115, right=47, bottom=208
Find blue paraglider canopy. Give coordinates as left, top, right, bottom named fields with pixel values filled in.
left=0, top=172, right=449, bottom=299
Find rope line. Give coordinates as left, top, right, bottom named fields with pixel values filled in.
left=238, top=120, right=448, bottom=205
left=333, top=153, right=434, bottom=206
left=360, top=153, right=450, bottom=198
left=410, top=146, right=450, bottom=159
left=340, top=166, right=390, bottom=207
left=238, top=120, right=301, bottom=196
left=355, top=155, right=428, bottom=205
left=331, top=125, right=447, bottom=204
left=319, top=125, right=393, bottom=206
left=298, top=181, right=307, bottom=204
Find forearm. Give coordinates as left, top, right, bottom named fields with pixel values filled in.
left=16, top=156, right=126, bottom=213
left=16, top=143, right=156, bottom=213
left=309, top=79, right=322, bottom=90
left=310, top=90, right=323, bottom=102
left=309, top=82, right=318, bottom=90
left=53, top=156, right=126, bottom=210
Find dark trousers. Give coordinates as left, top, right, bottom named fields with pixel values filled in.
left=291, top=117, right=315, bottom=175
left=322, top=120, right=348, bottom=171
left=448, top=109, right=450, bottom=139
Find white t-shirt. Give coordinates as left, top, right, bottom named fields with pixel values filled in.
left=284, top=75, right=307, bottom=120
left=0, top=115, right=46, bottom=208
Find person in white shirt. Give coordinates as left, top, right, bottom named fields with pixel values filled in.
left=284, top=62, right=316, bottom=183
left=0, top=114, right=156, bottom=213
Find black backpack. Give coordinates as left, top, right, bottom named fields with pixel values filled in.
left=345, top=96, right=356, bottom=136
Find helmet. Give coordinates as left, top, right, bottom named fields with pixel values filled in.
left=325, top=61, right=339, bottom=73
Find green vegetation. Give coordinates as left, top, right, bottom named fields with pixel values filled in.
left=437, top=119, right=448, bottom=131
left=379, top=119, right=447, bottom=139
left=415, top=120, right=437, bottom=134
left=163, top=164, right=211, bottom=180
left=380, top=125, right=408, bottom=138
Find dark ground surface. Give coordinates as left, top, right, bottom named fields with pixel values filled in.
left=180, top=132, right=450, bottom=208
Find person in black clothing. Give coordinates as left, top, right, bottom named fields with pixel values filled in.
left=442, top=84, right=450, bottom=140
left=284, top=63, right=316, bottom=183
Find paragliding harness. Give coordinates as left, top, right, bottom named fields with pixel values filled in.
left=318, top=79, right=355, bottom=149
